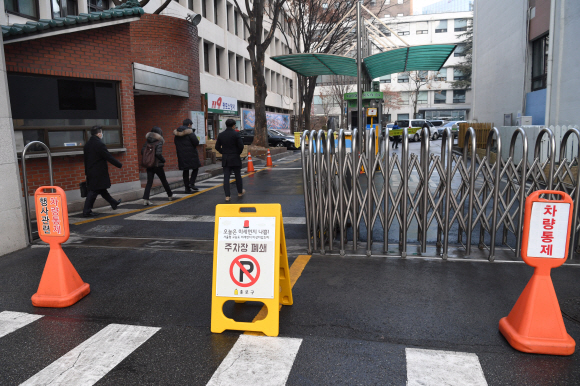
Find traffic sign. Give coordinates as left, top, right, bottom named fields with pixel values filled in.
left=499, top=190, right=575, bottom=355
left=211, top=204, right=293, bottom=337
left=32, top=186, right=90, bottom=308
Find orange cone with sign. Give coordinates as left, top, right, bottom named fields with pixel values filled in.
left=499, top=190, right=575, bottom=355
left=246, top=152, right=255, bottom=172
left=266, top=149, right=273, bottom=167
left=32, top=186, right=90, bottom=308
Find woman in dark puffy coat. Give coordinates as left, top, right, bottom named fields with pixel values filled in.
left=142, top=126, right=173, bottom=205
left=173, top=118, right=201, bottom=193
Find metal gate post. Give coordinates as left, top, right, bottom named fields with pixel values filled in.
left=21, top=141, right=53, bottom=244
left=534, top=127, right=555, bottom=191
left=338, top=130, right=346, bottom=255
left=420, top=127, right=431, bottom=253
left=486, top=128, right=501, bottom=262
left=366, top=128, right=375, bottom=256
left=400, top=127, right=409, bottom=257
left=463, top=128, right=477, bottom=256
left=352, top=129, right=359, bottom=251
left=383, top=128, right=390, bottom=253
left=441, top=128, right=453, bottom=259
left=301, top=131, right=312, bottom=254
left=326, top=130, right=335, bottom=251
left=559, top=128, right=580, bottom=259
left=308, top=131, right=318, bottom=252
left=316, top=130, right=327, bottom=254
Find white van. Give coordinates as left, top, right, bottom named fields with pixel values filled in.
left=392, top=119, right=434, bottom=142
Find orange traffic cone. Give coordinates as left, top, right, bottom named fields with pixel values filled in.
left=498, top=266, right=575, bottom=355
left=266, top=149, right=273, bottom=167
left=247, top=152, right=255, bottom=172
left=31, top=244, right=90, bottom=308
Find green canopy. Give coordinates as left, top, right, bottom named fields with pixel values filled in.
left=271, top=44, right=456, bottom=79
left=270, top=53, right=357, bottom=77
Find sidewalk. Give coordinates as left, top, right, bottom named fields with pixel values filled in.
left=66, top=150, right=293, bottom=213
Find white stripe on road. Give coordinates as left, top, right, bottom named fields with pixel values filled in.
left=21, top=324, right=160, bottom=386
left=406, top=348, right=487, bottom=386
left=125, top=213, right=306, bottom=224
left=207, top=335, right=302, bottom=386
left=0, top=311, right=43, bottom=339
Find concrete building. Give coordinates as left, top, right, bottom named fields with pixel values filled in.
left=313, top=10, right=473, bottom=126
left=471, top=0, right=580, bottom=127
left=419, top=0, right=473, bottom=15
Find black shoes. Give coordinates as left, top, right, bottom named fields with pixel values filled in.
left=185, top=188, right=193, bottom=193
left=190, top=185, right=199, bottom=192
left=82, top=212, right=100, bottom=217
left=112, top=199, right=122, bottom=210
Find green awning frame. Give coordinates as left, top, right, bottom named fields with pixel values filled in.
left=270, top=53, right=358, bottom=77
left=271, top=44, right=457, bottom=79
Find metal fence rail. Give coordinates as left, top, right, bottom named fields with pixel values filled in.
left=301, top=127, right=580, bottom=261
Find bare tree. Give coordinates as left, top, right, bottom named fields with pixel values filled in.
left=406, top=71, right=433, bottom=119
left=326, top=75, right=355, bottom=129
left=382, top=83, right=403, bottom=122
left=231, top=0, right=286, bottom=148
left=318, top=89, right=334, bottom=124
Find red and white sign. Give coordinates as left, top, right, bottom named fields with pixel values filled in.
left=526, top=201, right=571, bottom=259
left=215, top=217, right=276, bottom=298
left=207, top=93, right=238, bottom=114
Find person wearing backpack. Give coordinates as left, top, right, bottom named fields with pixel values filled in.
left=173, top=118, right=200, bottom=193
left=142, top=126, right=173, bottom=205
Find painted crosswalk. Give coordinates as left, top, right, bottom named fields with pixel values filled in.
left=0, top=310, right=490, bottom=385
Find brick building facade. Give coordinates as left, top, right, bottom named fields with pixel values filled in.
left=5, top=14, right=201, bottom=199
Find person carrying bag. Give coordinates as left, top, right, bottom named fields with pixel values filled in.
left=142, top=126, right=173, bottom=205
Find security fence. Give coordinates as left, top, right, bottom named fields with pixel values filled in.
left=301, top=127, right=580, bottom=261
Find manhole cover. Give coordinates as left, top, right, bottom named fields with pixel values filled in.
left=88, top=225, right=123, bottom=233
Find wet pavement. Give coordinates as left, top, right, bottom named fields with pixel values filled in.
left=1, top=150, right=580, bottom=385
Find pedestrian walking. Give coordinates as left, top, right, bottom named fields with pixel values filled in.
left=82, top=126, right=123, bottom=217
left=174, top=118, right=200, bottom=193
left=141, top=126, right=173, bottom=205
left=215, top=118, right=245, bottom=202
left=391, top=121, right=400, bottom=149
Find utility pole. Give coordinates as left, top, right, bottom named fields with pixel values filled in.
left=356, top=1, right=363, bottom=150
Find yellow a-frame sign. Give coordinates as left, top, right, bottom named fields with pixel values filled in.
left=211, top=203, right=292, bottom=337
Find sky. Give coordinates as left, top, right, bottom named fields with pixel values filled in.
left=413, top=0, right=446, bottom=14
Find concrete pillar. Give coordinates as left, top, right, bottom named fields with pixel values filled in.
left=0, top=33, right=29, bottom=256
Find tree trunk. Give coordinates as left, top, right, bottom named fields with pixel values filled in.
left=302, top=77, right=317, bottom=131
left=252, top=51, right=269, bottom=148
left=297, top=75, right=304, bottom=132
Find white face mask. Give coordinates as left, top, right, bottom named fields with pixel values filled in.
left=97, top=132, right=103, bottom=139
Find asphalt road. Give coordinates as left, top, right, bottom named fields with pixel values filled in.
left=1, top=151, right=580, bottom=385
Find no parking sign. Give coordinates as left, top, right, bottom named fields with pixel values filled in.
left=211, top=204, right=293, bottom=337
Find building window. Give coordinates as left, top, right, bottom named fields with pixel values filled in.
left=532, top=34, right=549, bottom=91
left=216, top=47, right=221, bottom=76
left=188, top=0, right=192, bottom=10
left=453, top=68, right=465, bottom=80
left=454, top=18, right=467, bottom=32
left=8, top=74, right=122, bottom=153
left=5, top=0, right=38, bottom=19
left=397, top=0, right=403, bottom=4
left=204, top=43, right=210, bottom=72
left=226, top=4, right=231, bottom=31
left=52, top=0, right=78, bottom=18
left=370, top=0, right=375, bottom=5
left=234, top=10, right=239, bottom=35
left=418, top=71, right=428, bottom=81
left=397, top=113, right=409, bottom=120
left=436, top=69, right=447, bottom=81
left=201, top=0, right=206, bottom=17
left=434, top=90, right=447, bottom=104
left=417, top=91, right=428, bottom=105
left=416, top=21, right=428, bottom=34
left=400, top=92, right=409, bottom=105
left=435, top=20, right=447, bottom=33
left=453, top=90, right=466, bottom=103
left=397, top=72, right=409, bottom=83
left=379, top=74, right=391, bottom=83
left=454, top=44, right=466, bottom=57
left=397, top=23, right=410, bottom=35
left=397, top=13, right=404, bottom=17
left=384, top=0, right=389, bottom=3
left=214, top=0, right=218, bottom=25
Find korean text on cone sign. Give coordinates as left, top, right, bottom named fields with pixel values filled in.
left=499, top=190, right=575, bottom=355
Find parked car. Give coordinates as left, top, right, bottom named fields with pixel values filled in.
left=239, top=128, right=297, bottom=149
left=436, top=121, right=466, bottom=139
left=394, top=119, right=434, bottom=142
left=428, top=120, right=447, bottom=127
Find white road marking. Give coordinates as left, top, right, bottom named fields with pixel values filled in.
left=207, top=335, right=302, bottom=386
left=406, top=348, right=488, bottom=386
left=21, top=324, right=160, bottom=386
left=125, top=213, right=306, bottom=224
left=0, top=311, right=43, bottom=339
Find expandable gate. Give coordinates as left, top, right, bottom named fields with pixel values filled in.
left=301, top=127, right=580, bottom=261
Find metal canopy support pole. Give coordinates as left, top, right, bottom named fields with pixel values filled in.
left=356, top=1, right=363, bottom=150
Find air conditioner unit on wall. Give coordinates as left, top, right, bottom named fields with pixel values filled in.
left=517, top=116, right=533, bottom=126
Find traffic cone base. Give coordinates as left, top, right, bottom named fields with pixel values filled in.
left=246, top=152, right=255, bottom=172
left=31, top=245, right=90, bottom=308
left=266, top=149, right=273, bottom=167
left=499, top=271, right=575, bottom=355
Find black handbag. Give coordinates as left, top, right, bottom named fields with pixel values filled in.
left=80, top=181, right=88, bottom=198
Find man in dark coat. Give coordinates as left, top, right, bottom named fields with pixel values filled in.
left=215, top=118, right=245, bottom=201
left=83, top=126, right=123, bottom=217
left=174, top=118, right=200, bottom=193
left=142, top=126, right=173, bottom=205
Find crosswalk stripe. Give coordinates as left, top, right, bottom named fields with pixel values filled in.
left=21, top=324, right=160, bottom=386
left=0, top=311, right=43, bottom=339
left=207, top=335, right=302, bottom=386
left=406, top=348, right=488, bottom=386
